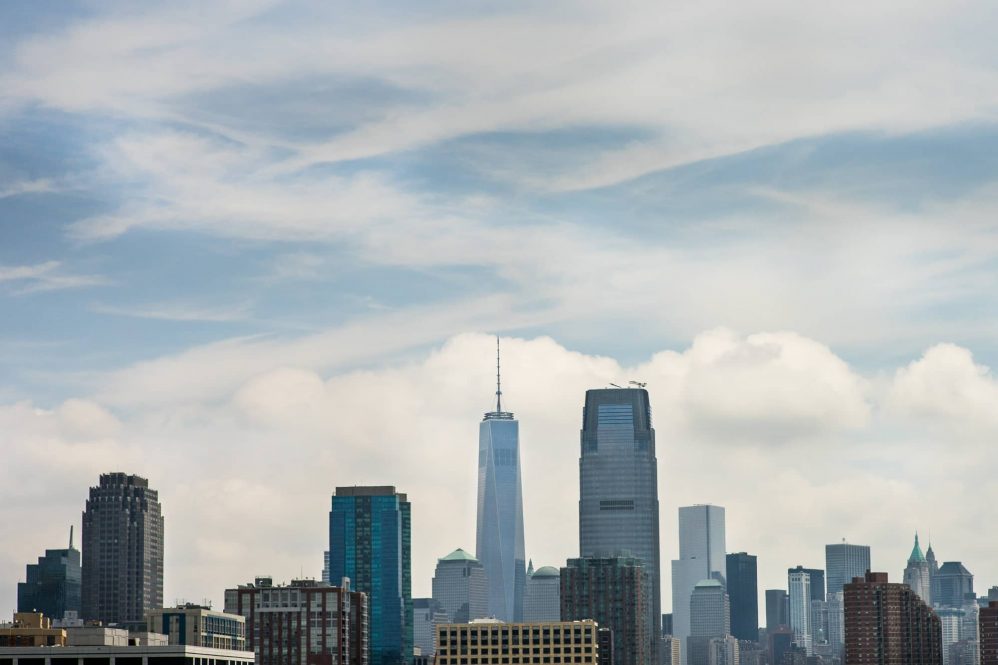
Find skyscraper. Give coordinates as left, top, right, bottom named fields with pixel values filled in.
left=765, top=589, right=790, bottom=631
left=329, top=486, right=412, bottom=665
left=17, top=529, right=81, bottom=621
left=936, top=562, right=974, bottom=609
left=579, top=387, right=661, bottom=663
left=844, top=571, right=942, bottom=664
left=81, top=473, right=164, bottom=630
left=825, top=542, right=871, bottom=596
left=523, top=566, right=561, bottom=622
left=431, top=549, right=488, bottom=624
left=561, top=555, right=649, bottom=665
left=787, top=569, right=812, bottom=655
left=904, top=533, right=932, bottom=605
left=687, top=580, right=732, bottom=665
left=981, top=601, right=998, bottom=665
left=672, top=505, right=725, bottom=661
left=725, top=552, right=758, bottom=642
left=476, top=339, right=526, bottom=622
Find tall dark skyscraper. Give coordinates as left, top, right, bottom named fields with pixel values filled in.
left=329, top=486, right=412, bottom=665
left=825, top=542, right=871, bottom=596
left=579, top=387, right=660, bottom=663
left=81, top=472, right=164, bottom=630
left=726, top=552, right=759, bottom=642
left=475, top=338, right=526, bottom=622
left=765, top=589, right=789, bottom=631
left=17, top=528, right=81, bottom=620
left=935, top=561, right=974, bottom=608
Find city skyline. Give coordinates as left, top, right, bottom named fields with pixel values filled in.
left=4, top=0, right=998, bottom=642
left=3, top=334, right=998, bottom=626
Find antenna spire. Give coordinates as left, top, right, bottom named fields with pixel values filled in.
left=496, top=335, right=502, bottom=412
left=69, top=525, right=74, bottom=549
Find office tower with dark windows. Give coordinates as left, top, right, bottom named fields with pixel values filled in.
left=17, top=529, right=81, bottom=622
left=81, top=473, right=164, bottom=630
left=672, top=505, right=726, bottom=661
left=524, top=566, right=561, bottom=622
left=825, top=542, right=871, bottom=596
left=787, top=569, right=812, bottom=655
left=434, top=620, right=600, bottom=665
left=329, top=486, right=412, bottom=665
left=431, top=549, right=488, bottom=624
left=578, top=387, right=660, bottom=664
left=476, top=339, right=526, bottom=623
left=843, top=571, right=942, bottom=664
left=936, top=562, right=974, bottom=608
left=766, top=589, right=789, bottom=632
left=225, top=577, right=367, bottom=665
left=725, top=552, right=758, bottom=642
left=981, top=601, right=998, bottom=665
left=904, top=534, right=933, bottom=605
left=561, top=555, right=648, bottom=665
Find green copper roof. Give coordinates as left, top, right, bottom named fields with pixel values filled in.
left=440, top=548, right=479, bottom=562
left=532, top=566, right=560, bottom=578
left=908, top=533, right=926, bottom=563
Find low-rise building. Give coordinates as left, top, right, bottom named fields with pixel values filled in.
left=147, top=605, right=246, bottom=650
left=0, top=643, right=253, bottom=665
left=0, top=614, right=66, bottom=647
left=435, top=620, right=601, bottom=665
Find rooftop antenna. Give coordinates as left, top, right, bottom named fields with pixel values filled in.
left=629, top=380, right=647, bottom=388
left=609, top=383, right=623, bottom=388
left=496, top=335, right=503, bottom=412
left=69, top=525, right=74, bottom=549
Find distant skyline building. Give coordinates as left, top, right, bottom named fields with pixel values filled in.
left=431, top=549, right=488, bottom=624
left=578, top=387, right=661, bottom=665
left=17, top=529, right=81, bottom=622
left=412, top=598, right=447, bottom=657
left=561, top=555, right=649, bottom=665
left=787, top=569, right=812, bottom=655
left=825, top=542, right=871, bottom=596
left=329, top=486, right=412, bottom=665
left=765, top=589, right=789, bottom=632
left=687, top=580, right=730, bottom=665
left=927, top=544, right=940, bottom=603
left=475, top=339, right=526, bottom=622
left=725, top=552, right=758, bottom=643
left=826, top=591, right=844, bottom=654
left=843, top=571, right=941, bottom=664
left=936, top=562, right=974, bottom=609
left=904, top=533, right=933, bottom=605
left=981, top=601, right=998, bottom=665
left=523, top=565, right=560, bottom=622
left=81, top=472, right=164, bottom=630
left=672, top=505, right=725, bottom=663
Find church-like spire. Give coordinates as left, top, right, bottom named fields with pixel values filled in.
left=908, top=532, right=926, bottom=563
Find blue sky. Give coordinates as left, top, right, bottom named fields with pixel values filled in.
left=3, top=0, right=998, bottom=621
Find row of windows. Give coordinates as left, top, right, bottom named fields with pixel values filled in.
left=437, top=656, right=594, bottom=665
left=439, top=647, right=595, bottom=656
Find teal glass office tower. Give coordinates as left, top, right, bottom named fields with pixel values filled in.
left=579, top=388, right=660, bottom=664
left=17, top=529, right=81, bottom=620
left=329, top=486, right=412, bottom=665
left=475, top=340, right=526, bottom=622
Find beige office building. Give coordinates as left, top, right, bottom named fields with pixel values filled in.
left=435, top=620, right=600, bottom=665
left=146, top=605, right=246, bottom=650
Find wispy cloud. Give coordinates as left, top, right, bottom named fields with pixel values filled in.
left=91, top=301, right=252, bottom=323
left=0, top=179, right=58, bottom=199
left=0, top=261, right=108, bottom=294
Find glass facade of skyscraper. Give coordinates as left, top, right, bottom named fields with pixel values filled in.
left=329, top=486, right=412, bottom=665
left=475, top=366, right=526, bottom=622
left=578, top=388, right=660, bottom=664
left=725, top=552, right=758, bottom=642
left=17, top=544, right=81, bottom=620
left=825, top=543, right=871, bottom=596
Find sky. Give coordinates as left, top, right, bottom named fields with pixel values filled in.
left=3, top=0, right=998, bottom=622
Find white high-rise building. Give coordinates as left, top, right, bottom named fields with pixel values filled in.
left=825, top=542, right=871, bottom=596
left=788, top=570, right=813, bottom=655
left=671, top=505, right=726, bottom=665
left=523, top=565, right=560, bottom=622
left=826, top=591, right=844, bottom=655
left=903, top=533, right=932, bottom=605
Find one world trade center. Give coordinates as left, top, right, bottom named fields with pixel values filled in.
left=475, top=338, right=526, bottom=621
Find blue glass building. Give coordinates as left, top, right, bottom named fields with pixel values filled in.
left=475, top=340, right=526, bottom=622
left=17, top=529, right=81, bottom=620
left=329, top=486, right=412, bottom=665
left=579, top=388, right=660, bottom=664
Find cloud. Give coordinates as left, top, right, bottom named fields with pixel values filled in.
left=3, top=330, right=997, bottom=624
left=91, top=301, right=251, bottom=322
left=887, top=343, right=998, bottom=432
left=0, top=261, right=108, bottom=294
left=0, top=179, right=58, bottom=199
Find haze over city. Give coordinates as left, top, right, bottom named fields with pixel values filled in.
left=3, top=0, right=998, bottom=641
